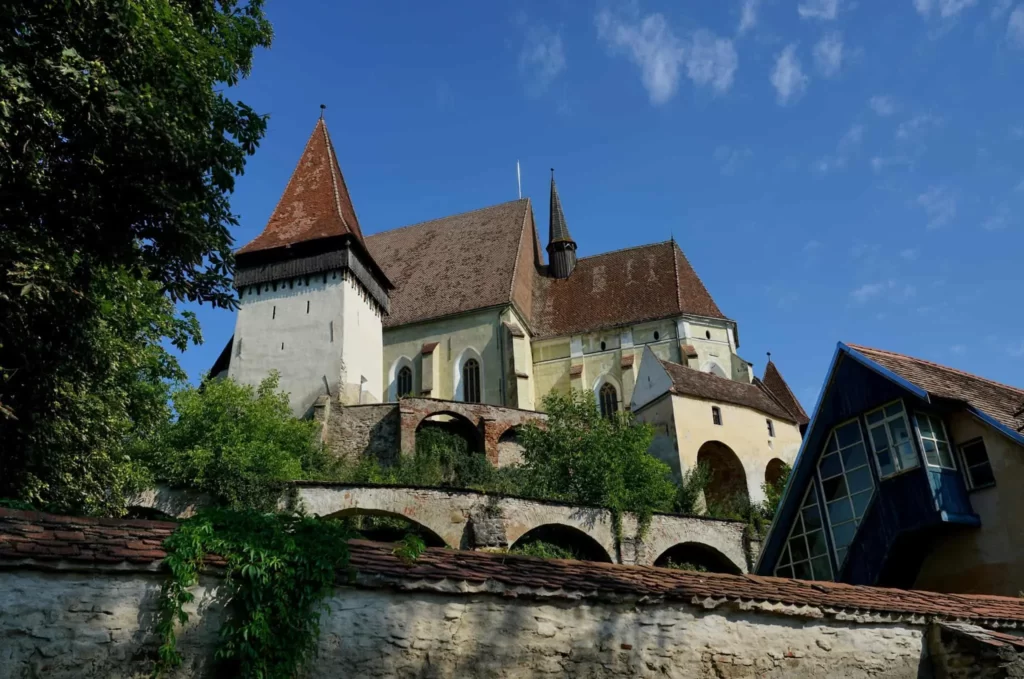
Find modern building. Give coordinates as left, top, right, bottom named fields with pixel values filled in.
left=756, top=342, right=1024, bottom=596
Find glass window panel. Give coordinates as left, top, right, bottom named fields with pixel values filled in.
left=822, top=476, right=848, bottom=502
left=792, top=513, right=805, bottom=536
left=889, top=417, right=910, bottom=444
left=962, top=440, right=988, bottom=467
left=825, top=433, right=839, bottom=454
left=869, top=426, right=890, bottom=453
left=866, top=409, right=884, bottom=425
left=793, top=560, right=812, bottom=580
left=827, top=499, right=854, bottom=525
left=777, top=565, right=794, bottom=579
left=836, top=421, right=862, bottom=449
left=937, top=441, right=954, bottom=468
left=842, top=442, right=868, bottom=470
left=970, top=463, right=996, bottom=488
left=847, top=467, right=873, bottom=494
left=802, top=506, right=822, bottom=532
left=884, top=402, right=903, bottom=418
left=922, top=439, right=939, bottom=466
left=916, top=414, right=934, bottom=438
left=789, top=536, right=809, bottom=563
left=897, top=442, right=919, bottom=471
left=811, top=556, right=832, bottom=580
left=819, top=453, right=843, bottom=480
left=836, top=546, right=848, bottom=565
left=832, top=522, right=857, bottom=550
left=777, top=544, right=791, bottom=567
left=807, top=530, right=828, bottom=558
left=851, top=491, right=872, bottom=519
left=876, top=450, right=895, bottom=478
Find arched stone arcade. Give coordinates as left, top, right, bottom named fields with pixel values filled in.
left=508, top=523, right=613, bottom=563
left=697, top=440, right=750, bottom=512
left=652, top=541, right=743, bottom=575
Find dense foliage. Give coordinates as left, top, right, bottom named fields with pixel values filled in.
left=509, top=539, right=578, bottom=561
left=142, top=373, right=329, bottom=510
left=156, top=509, right=351, bottom=679
left=516, top=390, right=678, bottom=537
left=0, top=0, right=271, bottom=513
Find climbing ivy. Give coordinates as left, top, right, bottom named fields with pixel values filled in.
left=155, top=509, right=352, bottom=679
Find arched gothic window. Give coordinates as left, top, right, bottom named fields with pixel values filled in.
left=599, top=382, right=618, bottom=419
left=462, top=359, right=481, bottom=403
left=397, top=366, right=413, bottom=398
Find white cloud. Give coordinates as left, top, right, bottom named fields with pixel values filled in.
left=851, top=282, right=887, bottom=303
left=869, top=95, right=897, bottom=116
left=815, top=124, right=864, bottom=173
left=1011, top=124, right=1024, bottom=139
left=803, top=239, right=822, bottom=252
left=1009, top=5, right=1024, bottom=47
left=813, top=32, right=845, bottom=77
left=900, top=248, right=919, bottom=260
left=982, top=206, right=1010, bottom=230
left=687, top=30, right=739, bottom=94
left=871, top=155, right=913, bottom=173
left=993, top=0, right=1013, bottom=19
left=519, top=25, right=566, bottom=97
left=596, top=9, right=737, bottom=104
left=1009, top=341, right=1024, bottom=358
left=916, top=187, right=957, bottom=228
left=1015, top=177, right=1024, bottom=192
left=950, top=344, right=967, bottom=355
left=850, top=280, right=916, bottom=304
left=714, top=145, right=752, bottom=175
left=914, top=0, right=980, bottom=19
left=799, top=0, right=841, bottom=20
left=771, top=44, right=809, bottom=105
left=896, top=114, right=942, bottom=139
left=738, top=0, right=760, bottom=35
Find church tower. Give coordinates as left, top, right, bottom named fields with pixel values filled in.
left=228, top=115, right=392, bottom=415
left=546, top=169, right=577, bottom=279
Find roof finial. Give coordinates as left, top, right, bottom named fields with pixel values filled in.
left=319, top=104, right=326, bottom=120
left=550, top=167, right=555, bottom=179
left=767, top=351, right=772, bottom=363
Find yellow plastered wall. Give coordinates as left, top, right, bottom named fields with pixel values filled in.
left=680, top=319, right=740, bottom=381
left=913, top=412, right=1024, bottom=597
left=382, top=308, right=503, bottom=404
left=667, top=395, right=802, bottom=504
left=501, top=307, right=535, bottom=410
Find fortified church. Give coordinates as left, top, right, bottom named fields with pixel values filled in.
left=213, top=117, right=810, bottom=504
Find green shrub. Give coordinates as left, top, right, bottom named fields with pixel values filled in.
left=509, top=539, right=578, bottom=560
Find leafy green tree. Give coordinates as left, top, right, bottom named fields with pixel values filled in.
left=143, top=374, right=327, bottom=510
left=762, top=461, right=792, bottom=518
left=0, top=1, right=272, bottom=511
left=517, top=390, right=677, bottom=534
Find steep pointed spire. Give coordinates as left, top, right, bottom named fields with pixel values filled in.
left=238, top=117, right=365, bottom=256
left=762, top=356, right=810, bottom=426
left=547, top=168, right=577, bottom=279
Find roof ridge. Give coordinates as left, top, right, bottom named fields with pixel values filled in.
left=672, top=242, right=727, bottom=321
left=671, top=240, right=683, bottom=313
left=754, top=376, right=801, bottom=421
left=367, top=198, right=529, bottom=239
left=321, top=121, right=354, bottom=236
left=763, top=360, right=809, bottom=420
left=507, top=200, right=531, bottom=304
left=849, top=343, right=1024, bottom=397
left=575, top=240, right=675, bottom=263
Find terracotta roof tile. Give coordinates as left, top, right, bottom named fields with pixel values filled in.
left=238, top=119, right=364, bottom=255
left=531, top=242, right=726, bottom=339
left=849, top=345, right=1024, bottom=433
left=5, top=508, right=1024, bottom=624
left=658, top=358, right=796, bottom=423
left=761, top=360, right=810, bottom=425
left=365, top=200, right=533, bottom=328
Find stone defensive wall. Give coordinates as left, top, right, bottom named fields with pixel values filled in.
left=133, top=483, right=755, bottom=572
left=3, top=508, right=1024, bottom=678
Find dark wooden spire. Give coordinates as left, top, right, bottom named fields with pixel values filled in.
left=547, top=169, right=577, bottom=279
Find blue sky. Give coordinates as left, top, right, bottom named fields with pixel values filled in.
left=177, top=0, right=1024, bottom=408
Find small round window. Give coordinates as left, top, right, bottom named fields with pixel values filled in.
left=653, top=331, right=660, bottom=341
left=706, top=330, right=711, bottom=340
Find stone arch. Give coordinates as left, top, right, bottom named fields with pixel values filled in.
left=653, top=541, right=742, bottom=575
left=701, top=360, right=727, bottom=379
left=323, top=507, right=447, bottom=547
left=509, top=523, right=613, bottom=563
left=765, top=457, right=788, bottom=488
left=697, top=440, right=750, bottom=512
left=416, top=410, right=484, bottom=453
left=453, top=347, right=484, bottom=403
left=497, top=425, right=525, bottom=467
left=388, top=355, right=415, bottom=401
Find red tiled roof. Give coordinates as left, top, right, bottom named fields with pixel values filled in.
left=656, top=357, right=797, bottom=423
left=849, top=344, right=1024, bottom=433
left=365, top=199, right=535, bottom=328
left=761, top=360, right=810, bottom=425
left=238, top=119, right=365, bottom=255
left=531, top=242, right=727, bottom=339
left=4, top=508, right=1024, bottom=624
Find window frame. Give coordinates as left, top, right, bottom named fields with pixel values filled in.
left=914, top=412, right=956, bottom=470
left=766, top=419, right=775, bottom=438
left=817, top=417, right=875, bottom=570
left=773, top=483, right=833, bottom=581
left=396, top=365, right=413, bottom=398
left=599, top=382, right=619, bottom=419
left=462, top=358, right=481, bottom=404
left=865, top=400, right=920, bottom=480
left=712, top=406, right=722, bottom=426
left=957, top=437, right=996, bottom=490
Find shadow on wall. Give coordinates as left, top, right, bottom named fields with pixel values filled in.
left=416, top=412, right=484, bottom=453
left=509, top=524, right=613, bottom=563
left=697, top=440, right=749, bottom=510
left=653, top=541, right=743, bottom=575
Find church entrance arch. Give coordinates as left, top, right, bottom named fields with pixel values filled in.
left=697, top=441, right=749, bottom=513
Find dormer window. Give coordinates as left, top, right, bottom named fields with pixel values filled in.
left=865, top=401, right=918, bottom=478
left=915, top=413, right=955, bottom=470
